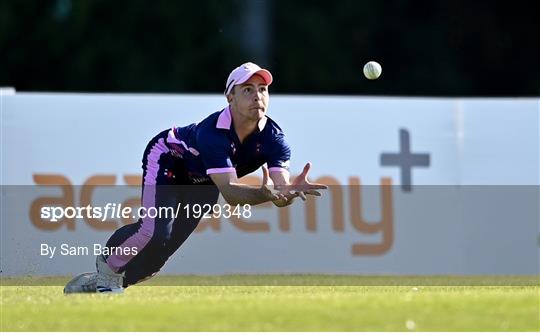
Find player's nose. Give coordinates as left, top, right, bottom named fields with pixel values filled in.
left=254, top=90, right=264, bottom=101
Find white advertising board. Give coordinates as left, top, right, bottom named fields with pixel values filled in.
left=1, top=93, right=538, bottom=275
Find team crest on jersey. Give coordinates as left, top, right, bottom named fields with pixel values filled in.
left=163, top=169, right=176, bottom=179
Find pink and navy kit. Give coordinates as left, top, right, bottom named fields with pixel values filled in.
left=103, top=106, right=290, bottom=286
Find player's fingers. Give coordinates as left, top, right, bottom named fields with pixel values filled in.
left=299, top=162, right=311, bottom=179
left=277, top=193, right=288, bottom=201
left=262, top=185, right=278, bottom=201
left=306, top=183, right=328, bottom=190
left=305, top=190, right=321, bottom=196
left=298, top=191, right=307, bottom=201
left=290, top=184, right=326, bottom=192
left=268, top=190, right=281, bottom=201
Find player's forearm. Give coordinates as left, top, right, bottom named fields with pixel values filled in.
left=221, top=183, right=272, bottom=206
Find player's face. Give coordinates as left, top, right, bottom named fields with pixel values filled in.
left=228, top=74, right=269, bottom=122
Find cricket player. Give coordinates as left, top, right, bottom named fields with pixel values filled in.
left=64, top=62, right=326, bottom=293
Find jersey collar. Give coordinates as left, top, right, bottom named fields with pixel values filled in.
left=216, top=106, right=267, bottom=132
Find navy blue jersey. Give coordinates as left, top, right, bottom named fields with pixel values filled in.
left=160, top=106, right=290, bottom=184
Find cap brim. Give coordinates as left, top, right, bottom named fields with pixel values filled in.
left=253, top=69, right=273, bottom=85
left=235, top=69, right=273, bottom=87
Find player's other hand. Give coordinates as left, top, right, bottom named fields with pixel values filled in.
left=260, top=165, right=288, bottom=202
left=277, top=162, right=328, bottom=201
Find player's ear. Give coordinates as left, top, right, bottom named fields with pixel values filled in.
left=226, top=93, right=233, bottom=103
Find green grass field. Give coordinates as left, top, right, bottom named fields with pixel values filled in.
left=1, top=275, right=538, bottom=331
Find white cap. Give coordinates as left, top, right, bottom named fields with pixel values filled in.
left=224, top=62, right=273, bottom=95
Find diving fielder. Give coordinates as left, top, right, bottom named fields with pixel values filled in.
left=64, top=62, right=326, bottom=293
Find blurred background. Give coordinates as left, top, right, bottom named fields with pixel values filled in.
left=1, top=0, right=539, bottom=293
left=1, top=0, right=539, bottom=96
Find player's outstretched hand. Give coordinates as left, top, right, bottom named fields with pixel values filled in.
left=278, top=162, right=328, bottom=201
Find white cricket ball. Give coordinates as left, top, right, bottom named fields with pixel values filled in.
left=363, top=61, right=382, bottom=80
